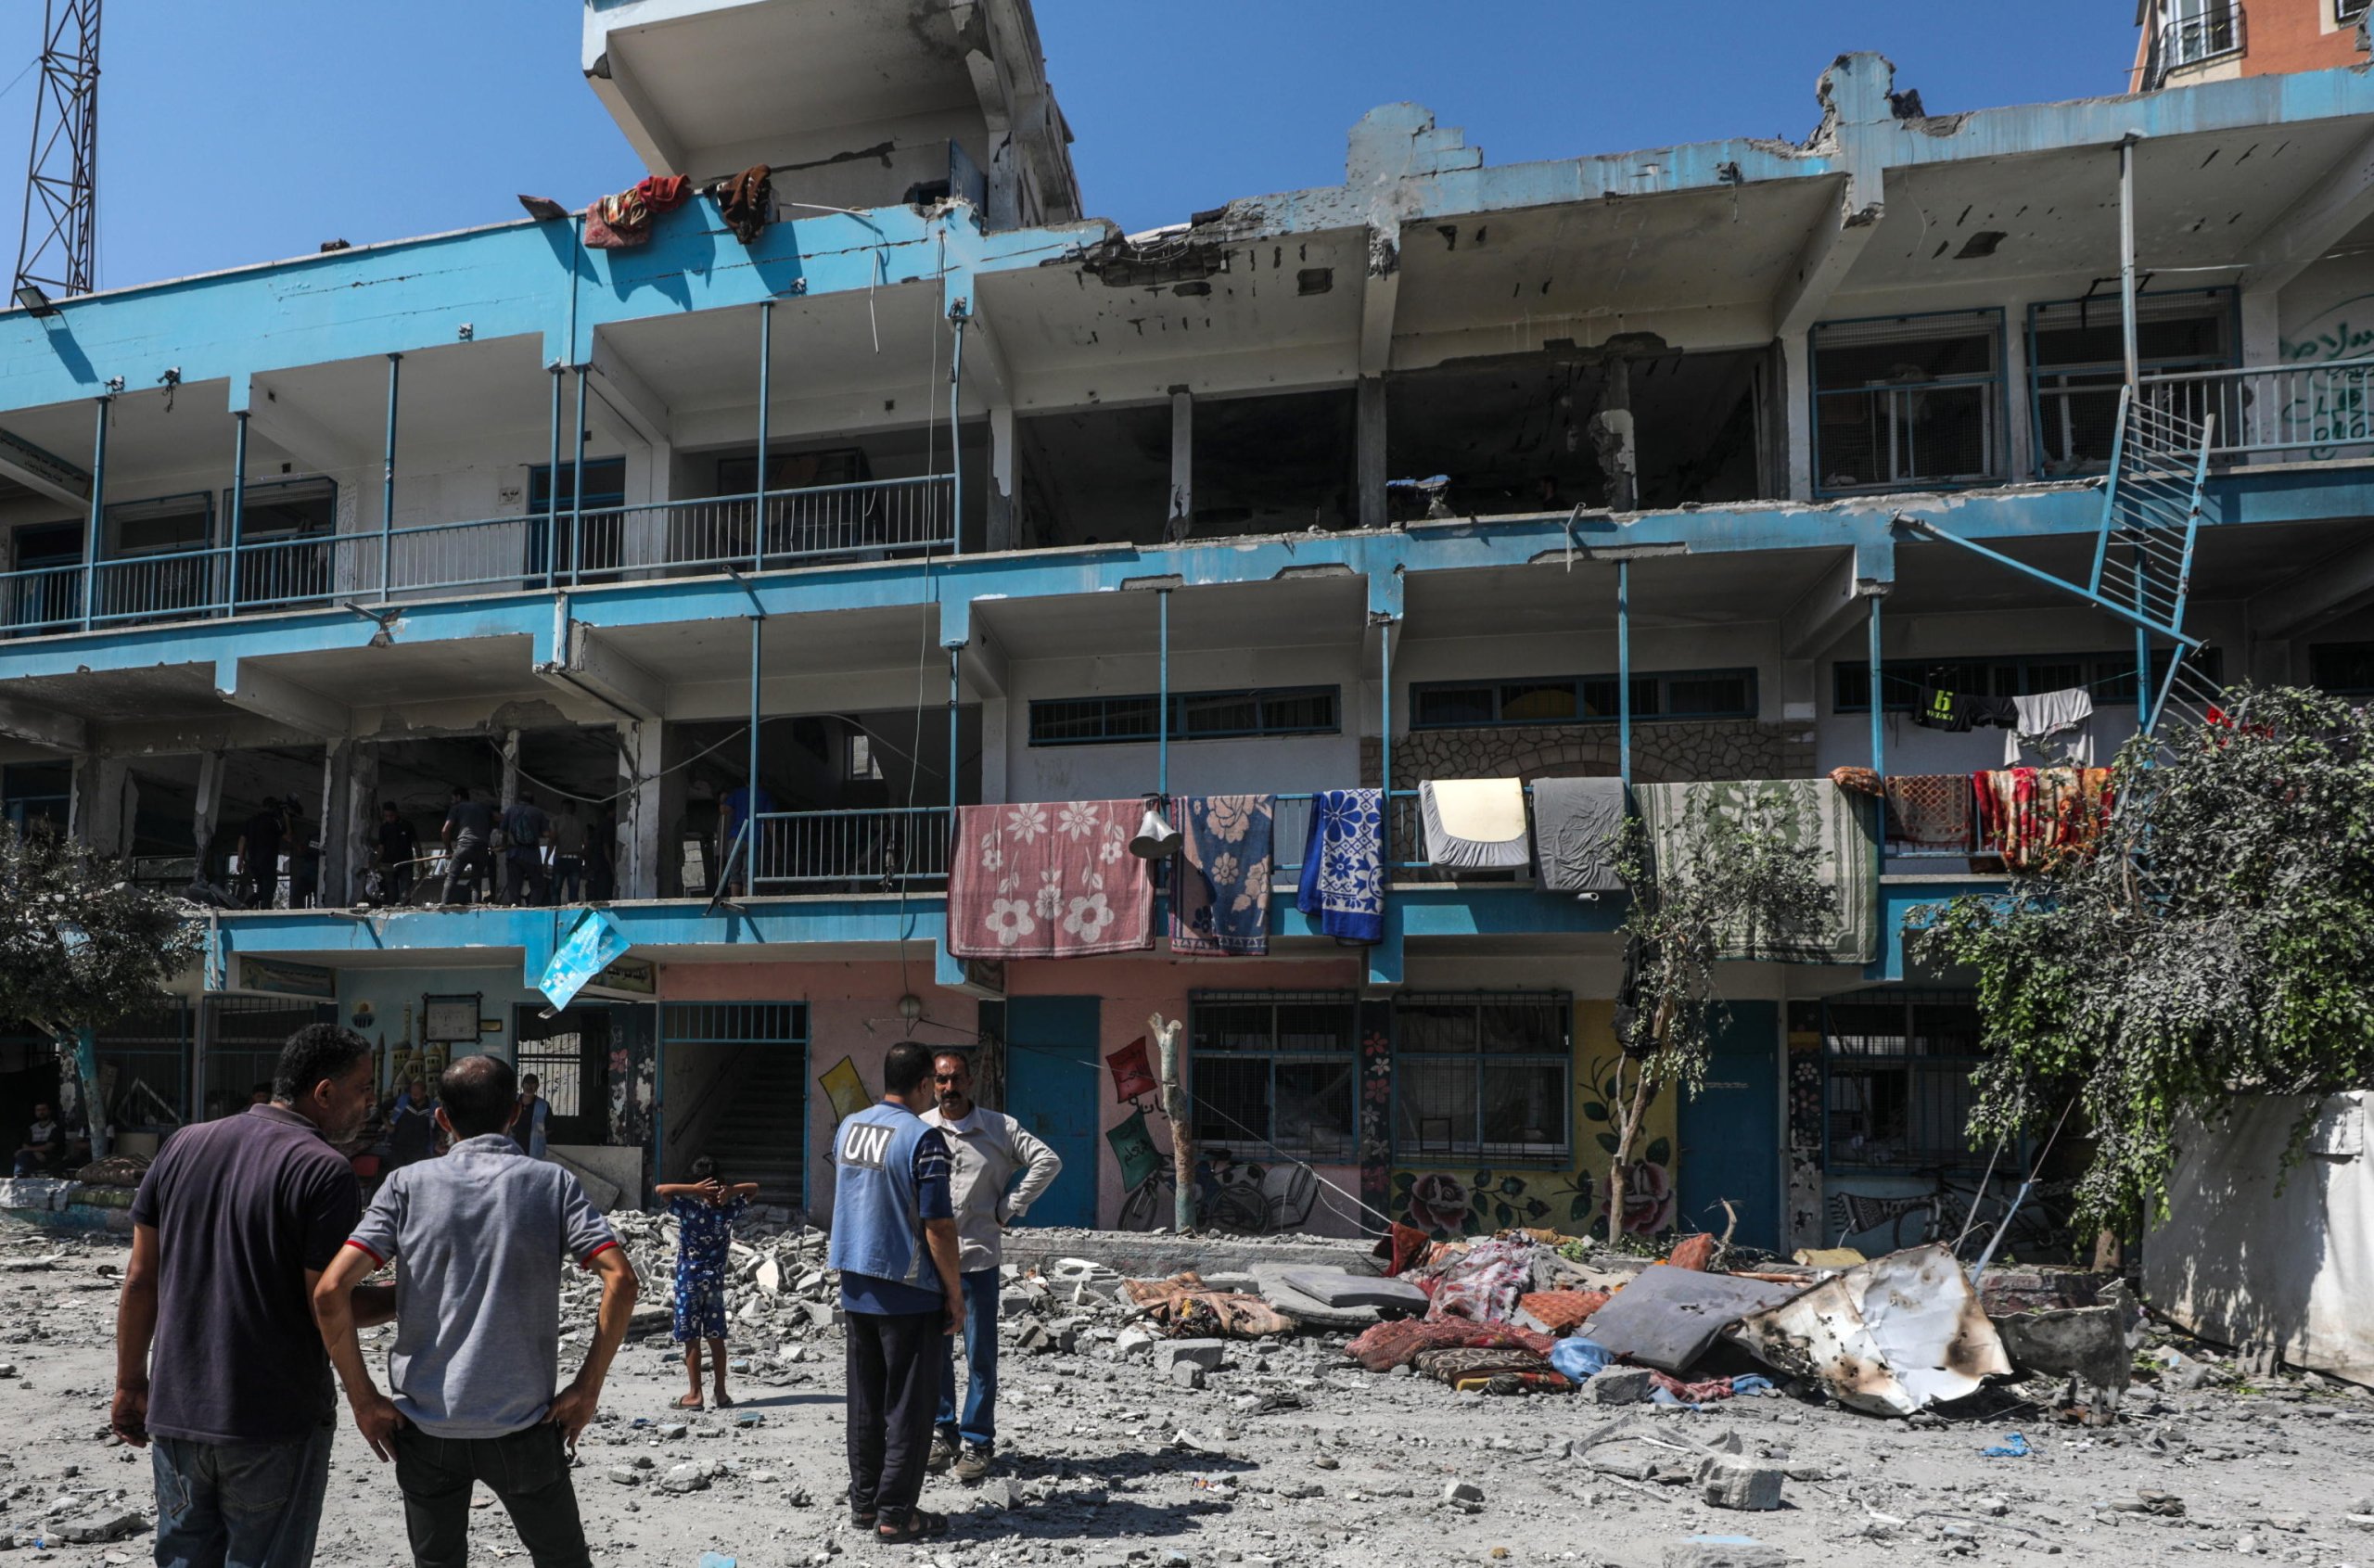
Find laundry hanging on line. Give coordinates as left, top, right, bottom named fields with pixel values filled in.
left=583, top=175, right=692, bottom=249
left=2006, top=687, right=2095, bottom=765
left=1913, top=685, right=2018, bottom=733
left=1527, top=776, right=1627, bottom=895
left=714, top=165, right=773, bottom=245
left=1169, top=794, right=1274, bottom=957
left=1295, top=789, right=1385, bottom=945
left=1420, top=778, right=1530, bottom=870
left=946, top=799, right=1154, bottom=960
left=1972, top=767, right=2113, bottom=873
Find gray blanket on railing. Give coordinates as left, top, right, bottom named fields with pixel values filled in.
left=1528, top=776, right=1628, bottom=895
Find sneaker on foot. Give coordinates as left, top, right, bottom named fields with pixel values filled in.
left=925, top=1432, right=958, bottom=1473
left=954, top=1442, right=993, bottom=1483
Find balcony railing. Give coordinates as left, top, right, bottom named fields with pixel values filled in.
left=2146, top=2, right=2243, bottom=87
left=744, top=806, right=953, bottom=893
left=2136, top=358, right=2374, bottom=462
left=0, top=474, right=954, bottom=635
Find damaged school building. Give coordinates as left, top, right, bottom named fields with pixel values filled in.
left=4, top=0, right=2373, bottom=1281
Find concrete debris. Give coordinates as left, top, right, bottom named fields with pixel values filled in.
left=1581, top=1367, right=1658, bottom=1406
left=1732, top=1243, right=2011, bottom=1416
left=50, top=1511, right=146, bottom=1544
left=1577, top=1265, right=1807, bottom=1372
left=1152, top=1339, right=1226, bottom=1375
left=1697, top=1458, right=1785, bottom=1511
left=1272, top=1269, right=1427, bottom=1312
left=1663, top=1536, right=1787, bottom=1568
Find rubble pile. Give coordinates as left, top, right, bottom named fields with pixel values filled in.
left=9, top=1214, right=2374, bottom=1565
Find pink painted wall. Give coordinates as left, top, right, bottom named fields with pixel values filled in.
left=1004, top=954, right=1369, bottom=1238
left=657, top=953, right=1373, bottom=1237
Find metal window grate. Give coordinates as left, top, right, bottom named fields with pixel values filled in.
left=1393, top=992, right=1571, bottom=1163
left=661, top=1002, right=809, bottom=1045
left=1820, top=989, right=1984, bottom=1172
left=1186, top=991, right=1359, bottom=1160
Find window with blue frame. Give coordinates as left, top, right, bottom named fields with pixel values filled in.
left=100, top=493, right=216, bottom=618
left=2029, top=287, right=2237, bottom=478
left=530, top=459, right=628, bottom=577
left=1812, top=309, right=2004, bottom=495
left=1028, top=686, right=1339, bottom=746
left=1833, top=648, right=2222, bottom=713
left=224, top=478, right=338, bottom=607
left=1188, top=991, right=1359, bottom=1159
left=1391, top=992, right=1570, bottom=1164
left=1411, top=669, right=1756, bottom=728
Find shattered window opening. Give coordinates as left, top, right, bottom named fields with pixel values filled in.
left=1811, top=309, right=2003, bottom=497
left=2028, top=287, right=2237, bottom=478
left=1821, top=990, right=1985, bottom=1173
left=1187, top=991, right=1359, bottom=1161
left=1391, top=991, right=1571, bottom=1165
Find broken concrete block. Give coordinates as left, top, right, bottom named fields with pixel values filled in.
left=661, top=1462, right=712, bottom=1493
left=1698, top=1459, right=1785, bottom=1511
left=1115, top=1328, right=1158, bottom=1360
left=1169, top=1361, right=1206, bottom=1390
left=1582, top=1367, right=1656, bottom=1406
left=1662, top=1536, right=1787, bottom=1568
left=754, top=1258, right=782, bottom=1298
left=1152, top=1339, right=1225, bottom=1375
left=1442, top=1480, right=1485, bottom=1503
left=51, top=1512, right=145, bottom=1545
left=606, top=1466, right=642, bottom=1485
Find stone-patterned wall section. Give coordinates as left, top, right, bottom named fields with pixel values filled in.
left=1366, top=720, right=1817, bottom=786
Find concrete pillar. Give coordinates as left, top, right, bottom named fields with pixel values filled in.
left=980, top=696, right=1009, bottom=805
left=72, top=756, right=131, bottom=858
left=1356, top=376, right=1387, bottom=529
left=497, top=730, right=520, bottom=901
left=317, top=743, right=352, bottom=909
left=1782, top=334, right=1815, bottom=503
left=619, top=720, right=669, bottom=900
left=191, top=750, right=224, bottom=880
left=1589, top=357, right=1638, bottom=513
left=985, top=404, right=1016, bottom=553
left=1166, top=388, right=1193, bottom=542
left=2002, top=295, right=2036, bottom=481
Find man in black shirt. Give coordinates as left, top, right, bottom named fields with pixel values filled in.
left=501, top=790, right=553, bottom=906
left=377, top=802, right=421, bottom=905
left=116, top=1025, right=394, bottom=1568
left=441, top=786, right=495, bottom=905
left=235, top=800, right=287, bottom=909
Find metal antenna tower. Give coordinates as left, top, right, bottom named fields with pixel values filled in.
left=13, top=0, right=100, bottom=303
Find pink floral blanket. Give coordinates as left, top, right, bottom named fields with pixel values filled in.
left=947, top=800, right=1154, bottom=959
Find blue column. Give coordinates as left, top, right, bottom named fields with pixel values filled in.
left=949, top=301, right=966, bottom=554
left=1616, top=560, right=1632, bottom=786
left=82, top=398, right=106, bottom=631
left=755, top=300, right=772, bottom=572
left=1156, top=587, right=1170, bottom=797
left=381, top=354, right=401, bottom=602
left=947, top=647, right=961, bottom=823
left=1868, top=592, right=1884, bottom=775
left=226, top=411, right=248, bottom=616
left=745, top=612, right=762, bottom=890
left=569, top=365, right=589, bottom=585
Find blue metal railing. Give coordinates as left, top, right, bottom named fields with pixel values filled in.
left=0, top=474, right=955, bottom=634
left=743, top=806, right=952, bottom=891
left=2136, top=357, right=2374, bottom=462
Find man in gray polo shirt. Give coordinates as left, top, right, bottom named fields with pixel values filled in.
left=314, top=1054, right=639, bottom=1568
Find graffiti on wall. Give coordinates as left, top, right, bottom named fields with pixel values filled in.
left=1389, top=1003, right=1679, bottom=1243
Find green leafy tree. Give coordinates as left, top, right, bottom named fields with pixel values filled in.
left=0, top=825, right=203, bottom=1160
left=1915, top=684, right=2374, bottom=1236
left=1605, top=795, right=1836, bottom=1246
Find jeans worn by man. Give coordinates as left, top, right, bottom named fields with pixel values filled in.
left=922, top=1051, right=1063, bottom=1479
left=114, top=1024, right=389, bottom=1568
left=316, top=1053, right=637, bottom=1568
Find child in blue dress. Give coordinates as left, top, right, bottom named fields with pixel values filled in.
left=656, top=1154, right=759, bottom=1409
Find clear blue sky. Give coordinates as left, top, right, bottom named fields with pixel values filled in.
left=2, top=0, right=2139, bottom=292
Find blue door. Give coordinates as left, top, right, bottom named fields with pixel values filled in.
left=1677, top=1001, right=1781, bottom=1253
left=1003, top=996, right=1101, bottom=1229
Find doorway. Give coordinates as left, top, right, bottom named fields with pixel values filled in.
left=1676, top=1001, right=1781, bottom=1252
left=514, top=1006, right=611, bottom=1146
left=1003, top=996, right=1100, bottom=1229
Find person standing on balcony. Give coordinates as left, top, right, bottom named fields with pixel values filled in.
left=440, top=786, right=494, bottom=905
left=234, top=798, right=287, bottom=910
left=719, top=778, right=772, bottom=895
left=829, top=1040, right=963, bottom=1544
left=549, top=799, right=590, bottom=903
left=922, top=1050, right=1061, bottom=1483
left=502, top=790, right=554, bottom=907
left=377, top=802, right=422, bottom=905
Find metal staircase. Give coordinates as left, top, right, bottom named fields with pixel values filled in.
left=1896, top=379, right=2222, bottom=740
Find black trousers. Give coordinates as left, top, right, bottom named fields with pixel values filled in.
left=391, top=1424, right=590, bottom=1568
left=845, top=1308, right=942, bottom=1516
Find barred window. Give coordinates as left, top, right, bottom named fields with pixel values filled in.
left=1393, top=992, right=1570, bottom=1163
left=1188, top=991, right=1358, bottom=1160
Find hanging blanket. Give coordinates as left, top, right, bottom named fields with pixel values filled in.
left=1295, top=789, right=1385, bottom=943
left=947, top=800, right=1153, bottom=959
left=1421, top=779, right=1530, bottom=870
left=1528, top=776, right=1628, bottom=894
left=583, top=174, right=692, bottom=249
left=715, top=164, right=773, bottom=245
left=1170, top=795, right=1273, bottom=956
left=1632, top=780, right=1881, bottom=964
left=1973, top=768, right=2114, bottom=873
left=1884, top=774, right=1974, bottom=851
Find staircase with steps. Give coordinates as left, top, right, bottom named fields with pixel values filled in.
left=696, top=1046, right=810, bottom=1212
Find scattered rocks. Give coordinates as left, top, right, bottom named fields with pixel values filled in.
left=1698, top=1459, right=1785, bottom=1511
left=1152, top=1339, right=1225, bottom=1375
left=1663, top=1536, right=1786, bottom=1568
left=1582, top=1368, right=1656, bottom=1406
left=51, top=1511, right=145, bottom=1544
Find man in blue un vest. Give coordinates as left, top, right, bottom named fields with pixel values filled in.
left=829, top=1040, right=964, bottom=1544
